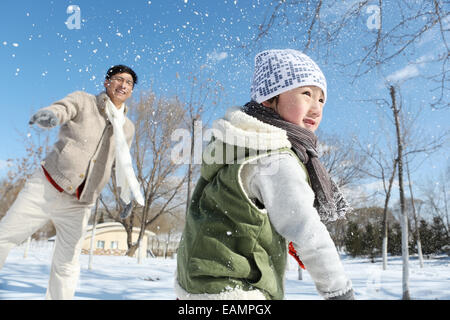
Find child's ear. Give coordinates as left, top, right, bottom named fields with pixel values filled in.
left=261, top=101, right=271, bottom=107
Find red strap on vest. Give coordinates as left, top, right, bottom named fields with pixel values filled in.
left=288, top=242, right=306, bottom=269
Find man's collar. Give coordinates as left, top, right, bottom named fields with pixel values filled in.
left=96, top=91, right=129, bottom=115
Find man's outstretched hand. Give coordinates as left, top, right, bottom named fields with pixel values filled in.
left=29, top=110, right=58, bottom=128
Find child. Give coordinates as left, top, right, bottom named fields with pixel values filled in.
left=176, top=49, right=354, bottom=300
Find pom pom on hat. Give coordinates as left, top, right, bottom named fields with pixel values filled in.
left=250, top=49, right=327, bottom=104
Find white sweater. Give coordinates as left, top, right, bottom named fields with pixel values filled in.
left=240, top=147, right=353, bottom=299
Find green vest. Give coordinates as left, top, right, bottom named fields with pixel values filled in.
left=177, top=142, right=305, bottom=300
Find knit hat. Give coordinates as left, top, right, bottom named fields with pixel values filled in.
left=250, top=49, right=327, bottom=104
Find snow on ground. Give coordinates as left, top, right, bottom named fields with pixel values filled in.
left=0, top=242, right=449, bottom=300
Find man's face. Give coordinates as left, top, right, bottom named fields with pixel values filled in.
left=104, top=72, right=134, bottom=106
left=263, top=85, right=325, bottom=132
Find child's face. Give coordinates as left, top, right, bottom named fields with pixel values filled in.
left=263, top=85, right=325, bottom=132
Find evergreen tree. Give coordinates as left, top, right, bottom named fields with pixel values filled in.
left=431, top=217, right=449, bottom=254
left=388, top=222, right=402, bottom=256
left=344, top=221, right=364, bottom=257
left=362, top=223, right=381, bottom=262
left=417, top=219, right=434, bottom=255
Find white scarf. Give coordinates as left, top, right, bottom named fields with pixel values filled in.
left=105, top=99, right=145, bottom=206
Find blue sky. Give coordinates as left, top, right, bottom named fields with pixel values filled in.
left=0, top=0, right=448, bottom=200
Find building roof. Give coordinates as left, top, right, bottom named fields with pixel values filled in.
left=85, top=222, right=155, bottom=237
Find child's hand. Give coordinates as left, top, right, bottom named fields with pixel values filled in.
left=327, top=289, right=355, bottom=300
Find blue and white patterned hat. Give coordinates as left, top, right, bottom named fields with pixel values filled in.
left=250, top=49, right=327, bottom=104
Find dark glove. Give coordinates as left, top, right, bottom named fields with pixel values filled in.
left=327, top=289, right=355, bottom=300
left=119, top=200, right=133, bottom=219
left=29, top=110, right=58, bottom=128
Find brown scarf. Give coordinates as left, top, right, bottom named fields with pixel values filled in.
left=243, top=101, right=351, bottom=222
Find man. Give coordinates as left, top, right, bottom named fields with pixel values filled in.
left=0, top=65, right=144, bottom=299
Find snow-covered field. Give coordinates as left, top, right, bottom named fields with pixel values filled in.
left=0, top=242, right=449, bottom=300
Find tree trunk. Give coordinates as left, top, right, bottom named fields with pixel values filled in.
left=390, top=85, right=411, bottom=300
left=165, top=230, right=172, bottom=259
left=382, top=237, right=388, bottom=270
left=405, top=156, right=424, bottom=268
left=382, top=158, right=398, bottom=270
left=443, top=182, right=449, bottom=239
left=138, top=244, right=143, bottom=264
left=126, top=244, right=138, bottom=257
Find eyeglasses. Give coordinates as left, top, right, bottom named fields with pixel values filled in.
left=109, top=76, right=134, bottom=87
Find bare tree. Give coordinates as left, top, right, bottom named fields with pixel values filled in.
left=421, top=165, right=450, bottom=238
left=353, top=79, right=446, bottom=271
left=249, top=0, right=449, bottom=108
left=318, top=131, right=366, bottom=189
left=357, top=143, right=398, bottom=271
left=1, top=130, right=49, bottom=210
left=101, top=90, right=188, bottom=257
left=405, top=155, right=424, bottom=268
left=0, top=127, right=55, bottom=240
left=176, top=68, right=225, bottom=215
left=389, top=84, right=411, bottom=300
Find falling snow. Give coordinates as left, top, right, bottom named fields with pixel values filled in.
left=0, top=2, right=448, bottom=302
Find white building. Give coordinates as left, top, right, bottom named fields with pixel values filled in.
left=81, top=222, right=155, bottom=259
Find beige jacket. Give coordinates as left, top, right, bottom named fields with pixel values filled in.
left=40, top=91, right=135, bottom=204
